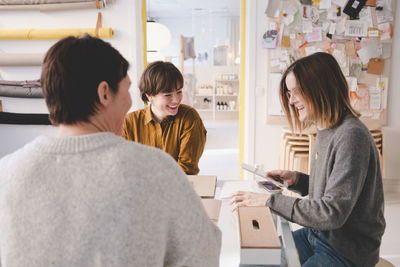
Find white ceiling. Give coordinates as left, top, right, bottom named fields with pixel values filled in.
left=147, top=0, right=240, bottom=19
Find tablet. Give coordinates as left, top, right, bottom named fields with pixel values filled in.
left=241, top=163, right=288, bottom=188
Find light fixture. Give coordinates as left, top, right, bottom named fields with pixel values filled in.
left=147, top=20, right=172, bottom=52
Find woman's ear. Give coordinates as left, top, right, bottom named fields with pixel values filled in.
left=146, top=94, right=152, bottom=103
left=97, top=81, right=112, bottom=107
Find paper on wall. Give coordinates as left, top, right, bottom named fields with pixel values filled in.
left=307, top=27, right=322, bottom=42
left=346, top=77, right=358, bottom=92
left=376, top=0, right=393, bottom=24
left=376, top=77, right=388, bottom=108
left=302, top=21, right=313, bottom=33
left=381, top=43, right=391, bottom=59
left=328, top=22, right=336, bottom=35
left=305, top=46, right=322, bottom=56
left=369, top=93, right=381, bottom=110
left=319, top=0, right=332, bottom=9
left=353, top=84, right=370, bottom=111
left=322, top=21, right=330, bottom=31
left=268, top=73, right=284, bottom=116
left=332, top=0, right=347, bottom=6
left=378, top=23, right=392, bottom=40
left=336, top=18, right=347, bottom=34
left=332, top=44, right=346, bottom=67
left=301, top=5, right=312, bottom=20
left=282, top=1, right=300, bottom=25
left=359, top=7, right=373, bottom=28
left=265, top=0, right=281, bottom=18
left=357, top=47, right=371, bottom=64
left=371, top=113, right=381, bottom=120
left=345, top=20, right=368, bottom=37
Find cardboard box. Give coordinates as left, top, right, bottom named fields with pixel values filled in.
left=238, top=206, right=281, bottom=265
left=187, top=175, right=217, bottom=198
left=201, top=199, right=222, bottom=223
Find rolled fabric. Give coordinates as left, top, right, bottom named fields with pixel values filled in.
left=0, top=1, right=106, bottom=11
left=0, top=0, right=97, bottom=4
left=0, top=53, right=44, bottom=66
left=0, top=86, right=43, bottom=98
left=0, top=79, right=41, bottom=87
left=0, top=112, right=51, bottom=125
left=0, top=27, right=113, bottom=40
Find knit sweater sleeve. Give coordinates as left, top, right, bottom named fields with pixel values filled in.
left=267, top=126, right=371, bottom=230
left=161, top=155, right=221, bottom=267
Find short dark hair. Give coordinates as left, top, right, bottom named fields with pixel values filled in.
left=279, top=52, right=360, bottom=131
left=139, top=61, right=183, bottom=103
left=41, top=35, right=129, bottom=125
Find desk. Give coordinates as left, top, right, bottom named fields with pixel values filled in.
left=216, top=180, right=301, bottom=267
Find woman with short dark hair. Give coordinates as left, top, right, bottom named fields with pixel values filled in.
left=231, top=52, right=385, bottom=267
left=0, top=35, right=221, bottom=267
left=123, top=61, right=207, bottom=175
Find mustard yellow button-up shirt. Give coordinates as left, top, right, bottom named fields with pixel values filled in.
left=123, top=104, right=206, bottom=175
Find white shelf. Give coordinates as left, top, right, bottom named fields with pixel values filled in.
left=197, top=109, right=213, bottom=111
left=195, top=94, right=213, bottom=97
left=216, top=109, right=238, bottom=112
left=215, top=79, right=239, bottom=82
left=215, top=94, right=238, bottom=97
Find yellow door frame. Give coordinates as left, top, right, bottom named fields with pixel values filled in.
left=239, top=0, right=246, bottom=179
left=142, top=0, right=246, bottom=179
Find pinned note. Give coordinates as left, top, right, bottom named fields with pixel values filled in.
left=345, top=20, right=368, bottom=37
left=369, top=93, right=381, bottom=110
left=345, top=41, right=356, bottom=56
left=343, top=0, right=367, bottom=18
left=367, top=58, right=384, bottom=75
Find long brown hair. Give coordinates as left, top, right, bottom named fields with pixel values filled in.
left=279, top=52, right=360, bottom=132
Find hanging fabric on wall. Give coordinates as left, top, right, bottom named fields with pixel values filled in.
left=0, top=27, right=113, bottom=40
left=0, top=80, right=43, bottom=98
left=0, top=112, right=51, bottom=125
left=0, top=0, right=112, bottom=11
left=0, top=53, right=44, bottom=66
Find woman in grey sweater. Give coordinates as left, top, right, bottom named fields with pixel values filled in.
left=0, top=36, right=221, bottom=267
left=231, top=52, right=385, bottom=267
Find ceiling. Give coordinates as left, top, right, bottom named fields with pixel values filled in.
left=147, top=0, right=240, bottom=19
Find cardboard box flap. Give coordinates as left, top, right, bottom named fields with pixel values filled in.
left=187, top=175, right=217, bottom=198
left=238, top=206, right=281, bottom=249
left=201, top=199, right=222, bottom=223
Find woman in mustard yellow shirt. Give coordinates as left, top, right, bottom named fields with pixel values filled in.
left=123, top=61, right=206, bottom=175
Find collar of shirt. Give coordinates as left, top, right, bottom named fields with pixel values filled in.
left=144, top=105, right=175, bottom=125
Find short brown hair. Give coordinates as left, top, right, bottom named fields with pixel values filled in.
left=279, top=52, right=360, bottom=132
left=41, top=35, right=129, bottom=125
left=139, top=61, right=183, bottom=103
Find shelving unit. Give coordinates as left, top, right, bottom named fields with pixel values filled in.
left=190, top=66, right=239, bottom=120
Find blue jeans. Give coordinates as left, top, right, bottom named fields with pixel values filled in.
left=293, top=228, right=355, bottom=267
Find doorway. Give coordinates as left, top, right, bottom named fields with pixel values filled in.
left=145, top=0, right=242, bottom=179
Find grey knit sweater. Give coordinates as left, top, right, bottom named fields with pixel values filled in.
left=267, top=115, right=385, bottom=267
left=0, top=132, right=221, bottom=267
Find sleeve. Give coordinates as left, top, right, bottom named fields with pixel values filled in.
left=289, top=171, right=309, bottom=196
left=162, top=157, right=221, bottom=267
left=177, top=111, right=207, bottom=175
left=122, top=114, right=134, bottom=141
left=267, top=127, right=371, bottom=230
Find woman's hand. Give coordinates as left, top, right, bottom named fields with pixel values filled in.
left=230, top=191, right=270, bottom=211
left=267, top=170, right=297, bottom=186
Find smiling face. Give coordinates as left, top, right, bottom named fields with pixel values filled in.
left=147, top=88, right=183, bottom=122
left=285, top=72, right=311, bottom=122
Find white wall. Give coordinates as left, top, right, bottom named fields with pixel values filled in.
left=158, top=15, right=239, bottom=67
left=245, top=0, right=400, bottom=179
left=0, top=1, right=144, bottom=158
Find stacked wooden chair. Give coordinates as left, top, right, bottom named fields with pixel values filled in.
left=280, top=127, right=384, bottom=177
left=280, top=127, right=316, bottom=175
